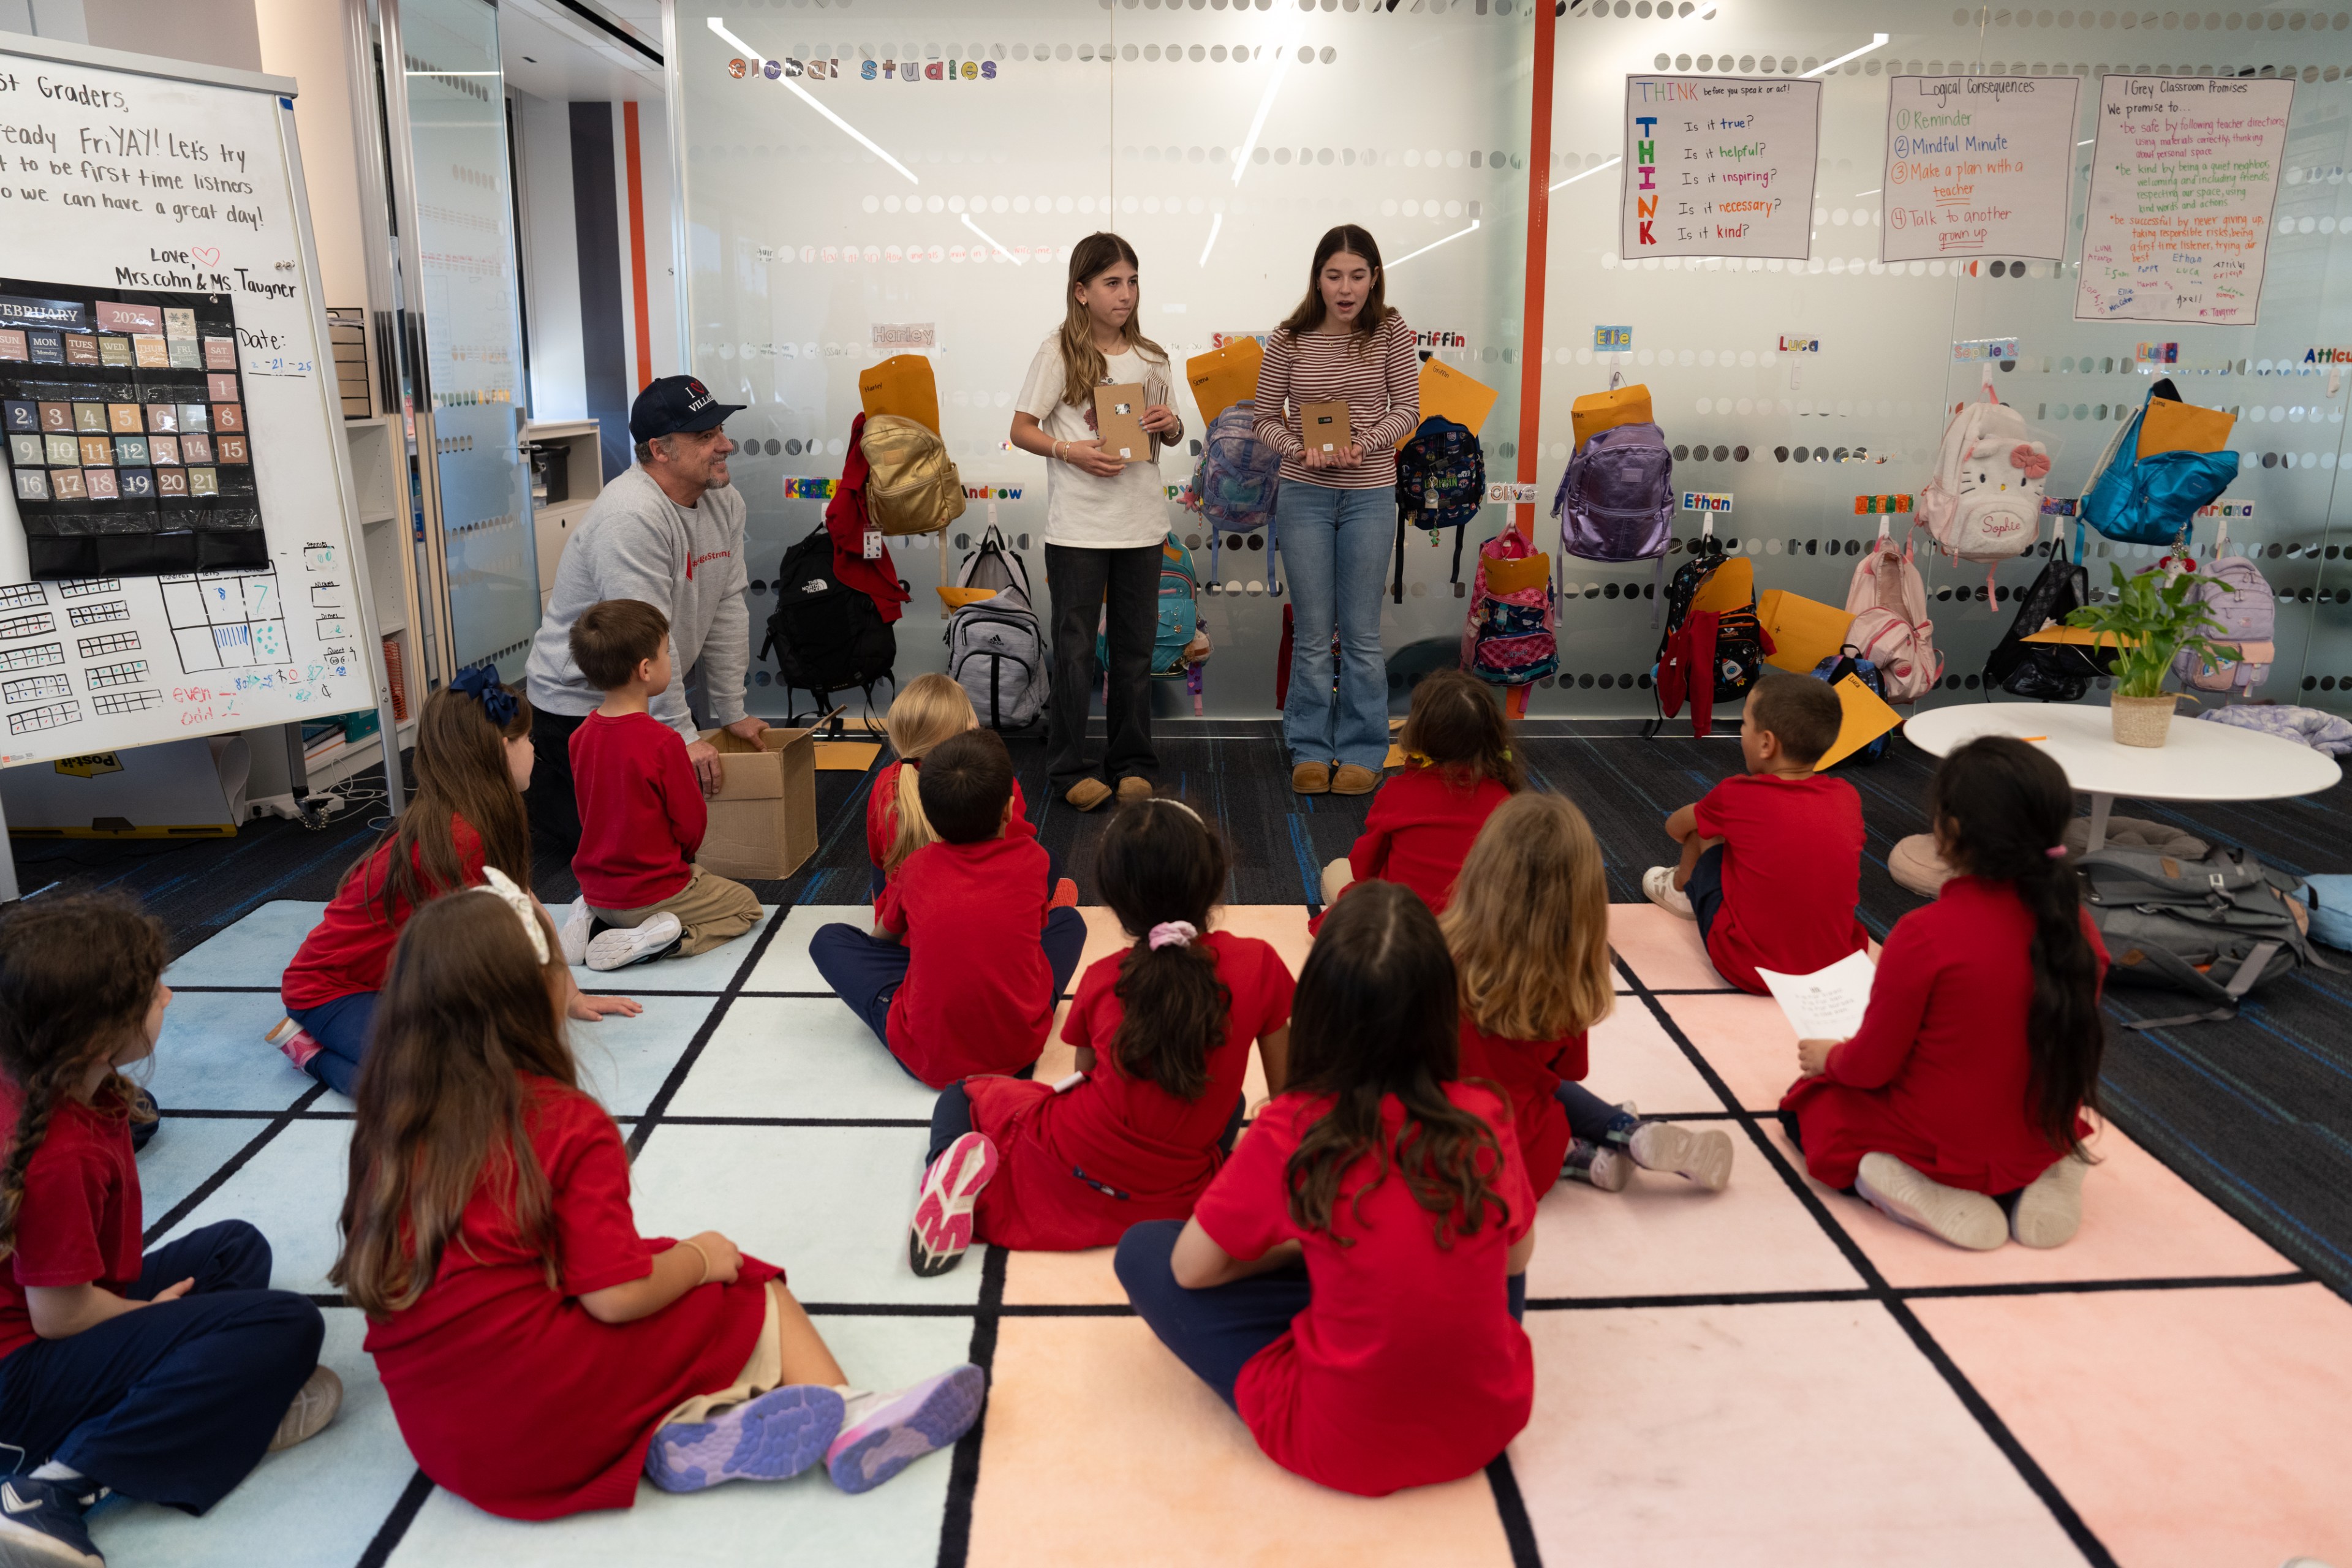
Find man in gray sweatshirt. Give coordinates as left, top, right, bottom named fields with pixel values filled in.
left=524, top=375, right=769, bottom=856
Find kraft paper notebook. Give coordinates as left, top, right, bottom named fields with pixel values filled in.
left=1093, top=383, right=1150, bottom=462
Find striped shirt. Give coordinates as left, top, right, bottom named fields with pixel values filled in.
left=1253, top=314, right=1422, bottom=489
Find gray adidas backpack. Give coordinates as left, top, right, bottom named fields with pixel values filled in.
left=2076, top=845, right=2332, bottom=1028
left=947, top=521, right=1048, bottom=730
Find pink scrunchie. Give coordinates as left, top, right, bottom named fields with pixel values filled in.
left=2046, top=845, right=2068, bottom=859
left=1148, top=921, right=1198, bottom=951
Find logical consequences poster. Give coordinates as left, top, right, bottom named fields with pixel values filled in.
left=1620, top=76, right=1821, bottom=261
left=2075, top=75, right=2293, bottom=324
left=1881, top=75, right=2082, bottom=263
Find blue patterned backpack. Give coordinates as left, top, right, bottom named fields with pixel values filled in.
left=1393, top=415, right=1487, bottom=599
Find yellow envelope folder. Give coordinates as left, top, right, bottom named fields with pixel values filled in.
left=1186, top=338, right=1264, bottom=426
left=1412, top=360, right=1499, bottom=442
left=1815, top=673, right=1904, bottom=771
left=2136, top=395, right=2235, bottom=462
left=858, top=355, right=941, bottom=435
left=2020, top=627, right=2143, bottom=648
left=1757, top=589, right=1855, bottom=674
left=1571, top=382, right=1653, bottom=453
left=1688, top=552, right=1753, bottom=616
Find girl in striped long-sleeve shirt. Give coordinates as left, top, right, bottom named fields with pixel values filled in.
left=1255, top=225, right=1421, bottom=796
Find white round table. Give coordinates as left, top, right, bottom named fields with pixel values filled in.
left=1903, top=703, right=2342, bottom=850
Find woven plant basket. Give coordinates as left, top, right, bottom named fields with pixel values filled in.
left=2109, top=693, right=2178, bottom=748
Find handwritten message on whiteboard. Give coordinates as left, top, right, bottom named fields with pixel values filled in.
left=1622, top=76, right=1821, bottom=261
left=1882, top=76, right=2082, bottom=262
left=2075, top=75, right=2293, bottom=325
left=0, top=45, right=367, bottom=767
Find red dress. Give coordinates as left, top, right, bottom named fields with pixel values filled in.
left=962, top=932, right=1294, bottom=1250
left=1690, top=772, right=1870, bottom=994
left=364, top=1076, right=781, bottom=1519
left=1311, top=766, right=1511, bottom=933
left=1779, top=876, right=2109, bottom=1194
left=1192, top=1084, right=1535, bottom=1497
left=864, top=760, right=1034, bottom=886
left=281, top=815, right=486, bottom=1011
left=1456, top=1017, right=1588, bottom=1200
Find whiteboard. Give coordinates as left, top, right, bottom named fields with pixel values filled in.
left=1620, top=75, right=1821, bottom=262
left=0, top=33, right=392, bottom=769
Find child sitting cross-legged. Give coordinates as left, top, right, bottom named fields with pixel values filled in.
left=1782, top=737, right=2108, bottom=1251
left=1644, top=673, right=1870, bottom=994
left=869, top=674, right=1041, bottom=900
left=339, top=882, right=983, bottom=1518
left=0, top=897, right=338, bottom=1568
left=1446, top=793, right=1733, bottom=1196
left=556, top=598, right=763, bottom=971
left=1318, top=669, right=1521, bottom=918
left=907, top=799, right=1293, bottom=1275
left=810, top=728, right=1087, bottom=1089
left=1115, top=882, right=1535, bottom=1498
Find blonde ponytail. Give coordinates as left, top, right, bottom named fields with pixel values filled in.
left=882, top=674, right=981, bottom=875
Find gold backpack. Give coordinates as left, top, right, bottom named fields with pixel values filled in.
left=860, top=415, right=966, bottom=537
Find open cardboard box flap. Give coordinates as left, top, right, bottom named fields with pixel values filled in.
left=697, top=726, right=817, bottom=880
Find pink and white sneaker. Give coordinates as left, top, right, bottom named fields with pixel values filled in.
left=909, top=1132, right=998, bottom=1278
left=263, top=1017, right=321, bottom=1072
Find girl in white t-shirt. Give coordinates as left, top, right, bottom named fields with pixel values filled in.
left=1010, top=232, right=1183, bottom=813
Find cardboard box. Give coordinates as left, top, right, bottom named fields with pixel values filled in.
left=1093, top=383, right=1150, bottom=462
left=696, top=725, right=817, bottom=880
left=1301, top=400, right=1351, bottom=453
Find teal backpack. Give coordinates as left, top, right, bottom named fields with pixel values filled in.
left=2082, top=380, right=2240, bottom=546
left=1097, top=532, right=1208, bottom=713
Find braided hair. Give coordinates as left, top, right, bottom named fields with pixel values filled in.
left=0, top=896, right=167, bottom=1261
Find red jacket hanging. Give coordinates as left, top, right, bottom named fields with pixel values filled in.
left=1657, top=608, right=1720, bottom=737
left=822, top=412, right=911, bottom=624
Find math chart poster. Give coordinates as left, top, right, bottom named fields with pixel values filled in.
left=1881, top=76, right=2082, bottom=263
left=1621, top=76, right=1821, bottom=262
left=2076, top=75, right=2293, bottom=325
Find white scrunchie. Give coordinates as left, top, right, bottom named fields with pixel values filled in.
left=473, top=866, right=550, bottom=965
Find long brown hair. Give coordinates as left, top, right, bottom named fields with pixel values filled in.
left=882, top=674, right=977, bottom=875
left=0, top=896, right=165, bottom=1261
left=1399, top=669, right=1526, bottom=794
left=1057, top=230, right=1168, bottom=409
left=1283, top=883, right=1510, bottom=1248
left=1442, top=794, right=1614, bottom=1044
left=1100, top=800, right=1231, bottom=1101
left=1930, top=737, right=2106, bottom=1158
left=1277, top=224, right=1394, bottom=347
left=331, top=891, right=581, bottom=1316
left=343, top=680, right=532, bottom=925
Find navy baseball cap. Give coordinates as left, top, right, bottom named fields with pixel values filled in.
left=629, top=375, right=743, bottom=442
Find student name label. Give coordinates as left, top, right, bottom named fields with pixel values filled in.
left=1621, top=76, right=1820, bottom=261
left=1682, top=491, right=1734, bottom=512
left=1594, top=324, right=1633, bottom=351
left=1881, top=76, right=2082, bottom=263
left=2075, top=75, right=2293, bottom=325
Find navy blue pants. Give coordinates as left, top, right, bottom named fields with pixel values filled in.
left=1555, top=1080, right=1630, bottom=1145
left=808, top=908, right=1087, bottom=1076
left=1685, top=843, right=1726, bottom=951
left=0, top=1221, right=323, bottom=1515
left=284, top=989, right=376, bottom=1099
left=1114, top=1219, right=1526, bottom=1409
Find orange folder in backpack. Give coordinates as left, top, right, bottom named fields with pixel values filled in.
left=1687, top=551, right=1753, bottom=615
left=1813, top=673, right=1904, bottom=770
left=858, top=355, right=940, bottom=435
left=2135, top=394, right=2235, bottom=461
left=1186, top=337, right=1264, bottom=426
left=1412, top=359, right=1499, bottom=442
left=1757, top=589, right=1855, bottom=673
left=1571, top=382, right=1654, bottom=452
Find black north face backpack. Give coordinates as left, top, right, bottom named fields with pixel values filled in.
left=759, top=527, right=896, bottom=724
left=1984, top=522, right=2114, bottom=701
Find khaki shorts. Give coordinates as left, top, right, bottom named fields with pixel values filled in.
left=591, top=864, right=762, bottom=957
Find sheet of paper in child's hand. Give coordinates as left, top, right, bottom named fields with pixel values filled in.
left=1755, top=949, right=1877, bottom=1042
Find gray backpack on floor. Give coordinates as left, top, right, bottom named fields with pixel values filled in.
left=2076, top=845, right=2332, bottom=1028
left=947, top=522, right=1048, bottom=731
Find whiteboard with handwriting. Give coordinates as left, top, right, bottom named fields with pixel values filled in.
left=0, top=34, right=379, bottom=768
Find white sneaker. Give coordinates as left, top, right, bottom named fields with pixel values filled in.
left=268, top=1365, right=343, bottom=1453
left=586, top=912, right=683, bottom=971
left=1855, top=1152, right=2007, bottom=1251
left=1562, top=1138, right=1633, bottom=1192
left=1627, top=1121, right=1735, bottom=1191
left=2010, top=1153, right=2089, bottom=1248
left=558, top=897, right=594, bottom=967
left=1642, top=865, right=1695, bottom=919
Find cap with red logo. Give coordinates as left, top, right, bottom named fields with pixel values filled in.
left=629, top=375, right=745, bottom=442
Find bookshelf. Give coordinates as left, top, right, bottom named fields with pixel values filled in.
left=523, top=419, right=604, bottom=620
left=304, top=413, right=422, bottom=795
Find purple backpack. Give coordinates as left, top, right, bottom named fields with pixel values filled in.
left=1555, top=421, right=1674, bottom=562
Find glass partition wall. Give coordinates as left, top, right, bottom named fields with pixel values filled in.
left=676, top=0, right=2352, bottom=719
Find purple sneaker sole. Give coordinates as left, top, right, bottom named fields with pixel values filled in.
left=645, top=1384, right=845, bottom=1493
left=825, top=1365, right=986, bottom=1494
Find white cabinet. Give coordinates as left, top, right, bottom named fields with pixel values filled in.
left=523, top=420, right=604, bottom=617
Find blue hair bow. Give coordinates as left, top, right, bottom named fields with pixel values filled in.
left=450, top=661, right=519, bottom=728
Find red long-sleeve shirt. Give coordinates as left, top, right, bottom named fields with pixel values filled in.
left=570, top=710, right=702, bottom=910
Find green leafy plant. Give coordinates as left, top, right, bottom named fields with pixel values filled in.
left=2063, top=563, right=2231, bottom=699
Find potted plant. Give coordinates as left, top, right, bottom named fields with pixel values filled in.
left=2063, top=562, right=2231, bottom=748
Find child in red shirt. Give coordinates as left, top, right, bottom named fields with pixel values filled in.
left=1644, top=674, right=1870, bottom=994
left=1783, top=736, right=2109, bottom=1251
left=810, top=728, right=1086, bottom=1088
left=1317, top=669, right=1520, bottom=919
left=907, top=799, right=1294, bottom=1275
left=559, top=600, right=761, bottom=971
left=338, top=880, right=983, bottom=1517
left=274, top=668, right=640, bottom=1096
left=1446, top=793, right=1733, bottom=1197
left=1116, top=881, right=1534, bottom=1498
left=868, top=674, right=1038, bottom=899
left=0, top=897, right=336, bottom=1566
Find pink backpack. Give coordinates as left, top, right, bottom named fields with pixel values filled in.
left=1844, top=528, right=1943, bottom=703
left=1459, top=530, right=1558, bottom=685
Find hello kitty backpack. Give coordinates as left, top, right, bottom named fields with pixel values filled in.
left=1919, top=388, right=2047, bottom=595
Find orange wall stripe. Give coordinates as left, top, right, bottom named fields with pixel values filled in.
left=622, top=100, right=655, bottom=392
left=1506, top=0, right=1560, bottom=721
